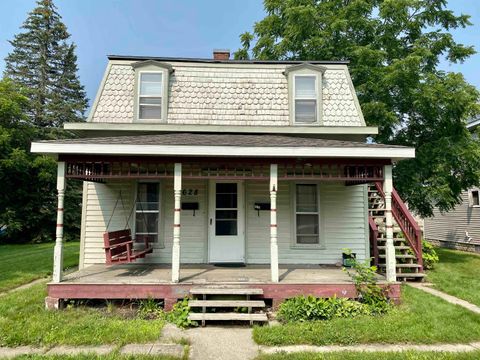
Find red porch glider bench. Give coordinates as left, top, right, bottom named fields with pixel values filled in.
left=103, top=229, right=153, bottom=265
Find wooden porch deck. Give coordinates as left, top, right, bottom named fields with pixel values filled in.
left=47, top=264, right=400, bottom=308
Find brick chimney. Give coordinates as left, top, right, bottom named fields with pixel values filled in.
left=213, top=49, right=230, bottom=60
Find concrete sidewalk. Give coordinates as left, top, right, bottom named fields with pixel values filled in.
left=259, top=342, right=480, bottom=356
left=408, top=283, right=480, bottom=314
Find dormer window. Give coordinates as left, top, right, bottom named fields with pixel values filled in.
left=285, top=63, right=326, bottom=126
left=139, top=72, right=163, bottom=120
left=132, top=60, right=173, bottom=122
left=295, top=75, right=317, bottom=123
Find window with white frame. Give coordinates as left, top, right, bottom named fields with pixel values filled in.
left=295, top=184, right=320, bottom=245
left=294, top=75, right=317, bottom=123
left=138, top=72, right=163, bottom=120
left=135, top=182, right=160, bottom=244
left=469, top=189, right=480, bottom=207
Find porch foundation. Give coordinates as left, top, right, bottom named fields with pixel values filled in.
left=45, top=296, right=63, bottom=310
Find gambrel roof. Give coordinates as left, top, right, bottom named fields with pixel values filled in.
left=90, top=57, right=365, bottom=127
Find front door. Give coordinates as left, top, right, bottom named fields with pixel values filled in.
left=208, top=181, right=245, bottom=263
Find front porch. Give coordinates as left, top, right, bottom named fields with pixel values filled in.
left=29, top=133, right=420, bottom=308
left=47, top=264, right=401, bottom=309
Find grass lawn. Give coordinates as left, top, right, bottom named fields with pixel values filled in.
left=0, top=242, right=79, bottom=292
left=0, top=284, right=164, bottom=347
left=253, top=285, right=480, bottom=346
left=256, top=351, right=480, bottom=360
left=426, top=247, right=480, bottom=307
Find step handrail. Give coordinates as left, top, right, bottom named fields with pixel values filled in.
left=374, top=182, right=423, bottom=270
left=368, top=216, right=379, bottom=268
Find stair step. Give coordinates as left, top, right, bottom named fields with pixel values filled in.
left=396, top=273, right=426, bottom=279
left=379, top=263, right=422, bottom=268
left=189, top=300, right=265, bottom=308
left=378, top=246, right=411, bottom=250
left=379, top=254, right=416, bottom=259
left=190, top=287, right=263, bottom=295
left=188, top=312, right=268, bottom=322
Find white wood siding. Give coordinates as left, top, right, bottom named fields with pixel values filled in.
left=81, top=179, right=368, bottom=267
left=246, top=181, right=369, bottom=264
left=82, top=180, right=135, bottom=266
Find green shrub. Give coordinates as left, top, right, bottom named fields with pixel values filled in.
left=422, top=240, right=439, bottom=270
left=343, top=255, right=391, bottom=315
left=138, top=298, right=164, bottom=320
left=277, top=295, right=370, bottom=322
left=166, top=297, right=197, bottom=328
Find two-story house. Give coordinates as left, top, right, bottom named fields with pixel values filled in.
left=424, top=118, right=480, bottom=252
left=31, top=50, right=422, bottom=316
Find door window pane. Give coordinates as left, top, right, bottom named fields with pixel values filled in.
left=215, top=183, right=238, bottom=236
left=216, top=183, right=237, bottom=208
left=215, top=220, right=238, bottom=236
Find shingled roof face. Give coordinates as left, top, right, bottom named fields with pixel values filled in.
left=92, top=62, right=364, bottom=127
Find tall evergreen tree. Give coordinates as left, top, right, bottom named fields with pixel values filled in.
left=4, top=0, right=87, bottom=127
left=235, top=0, right=480, bottom=217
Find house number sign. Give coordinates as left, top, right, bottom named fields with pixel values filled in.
left=182, top=189, right=199, bottom=196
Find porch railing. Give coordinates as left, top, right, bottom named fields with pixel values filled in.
left=374, top=182, right=423, bottom=270
left=368, top=216, right=379, bottom=268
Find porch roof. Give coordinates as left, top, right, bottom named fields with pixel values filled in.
left=31, top=133, right=415, bottom=160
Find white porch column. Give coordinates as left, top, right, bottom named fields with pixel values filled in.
left=52, top=162, right=66, bottom=283
left=171, top=163, right=182, bottom=283
left=383, top=165, right=397, bottom=282
left=270, top=164, right=279, bottom=282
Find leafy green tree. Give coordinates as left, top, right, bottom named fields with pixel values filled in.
left=235, top=0, right=480, bottom=217
left=0, top=78, right=81, bottom=244
left=4, top=0, right=88, bottom=127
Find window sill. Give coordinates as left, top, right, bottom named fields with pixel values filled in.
left=135, top=119, right=164, bottom=123
left=290, top=244, right=325, bottom=250
left=292, top=122, right=321, bottom=126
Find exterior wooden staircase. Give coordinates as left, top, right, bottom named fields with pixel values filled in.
left=368, top=183, right=425, bottom=281
left=188, top=286, right=268, bottom=326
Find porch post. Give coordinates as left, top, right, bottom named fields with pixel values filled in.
left=383, top=165, right=397, bottom=282
left=270, top=164, right=279, bottom=282
left=171, top=163, right=182, bottom=283
left=52, top=162, right=66, bottom=283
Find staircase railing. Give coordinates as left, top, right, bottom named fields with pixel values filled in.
left=374, top=182, right=423, bottom=270
left=368, top=216, right=379, bottom=268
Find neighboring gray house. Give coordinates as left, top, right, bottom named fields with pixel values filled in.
left=424, top=118, right=480, bottom=252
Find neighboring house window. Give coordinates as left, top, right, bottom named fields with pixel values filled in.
left=135, top=182, right=161, bottom=244
left=294, top=184, right=320, bottom=245
left=294, top=75, right=317, bottom=123
left=469, top=189, right=480, bottom=207
left=138, top=72, right=163, bottom=120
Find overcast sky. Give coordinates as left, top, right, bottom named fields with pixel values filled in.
left=0, top=0, right=478, bottom=114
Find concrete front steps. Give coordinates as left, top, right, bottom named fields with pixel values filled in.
left=188, top=286, right=268, bottom=326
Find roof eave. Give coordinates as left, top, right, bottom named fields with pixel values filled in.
left=107, top=54, right=350, bottom=65
left=31, top=142, right=415, bottom=161
left=63, top=123, right=379, bottom=136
